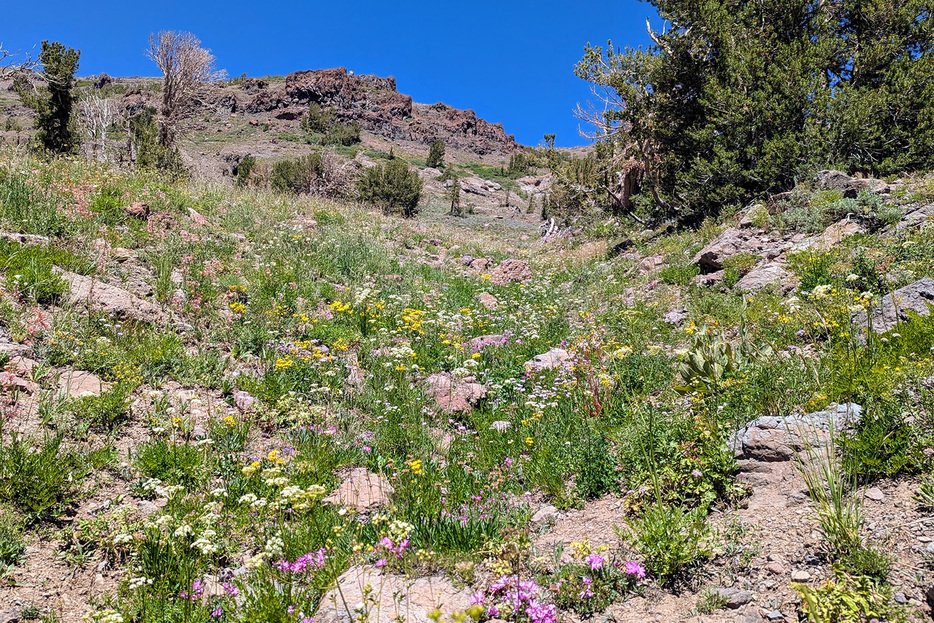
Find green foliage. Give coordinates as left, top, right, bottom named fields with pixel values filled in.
left=675, top=325, right=773, bottom=396
left=15, top=41, right=80, bottom=154
left=135, top=440, right=206, bottom=490
left=577, top=0, right=934, bottom=222
left=300, top=102, right=333, bottom=134
left=271, top=154, right=322, bottom=194
left=0, top=509, right=25, bottom=567
left=71, top=383, right=134, bottom=430
left=321, top=120, right=361, bottom=146
left=426, top=139, right=445, bottom=169
left=841, top=401, right=917, bottom=481
left=507, top=152, right=532, bottom=176
left=0, top=432, right=88, bottom=523
left=236, top=155, right=256, bottom=188
left=129, top=108, right=186, bottom=177
left=622, top=501, right=710, bottom=584
left=787, top=250, right=836, bottom=293
left=793, top=566, right=909, bottom=623
left=357, top=159, right=423, bottom=217
left=572, top=431, right=619, bottom=499
left=659, top=263, right=699, bottom=286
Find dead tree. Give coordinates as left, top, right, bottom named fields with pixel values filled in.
left=82, top=95, right=113, bottom=161
left=147, top=31, right=224, bottom=148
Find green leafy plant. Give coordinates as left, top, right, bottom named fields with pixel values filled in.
left=426, top=139, right=445, bottom=169
left=659, top=263, right=700, bottom=285
left=0, top=509, right=25, bottom=567
left=621, top=501, right=710, bottom=584
left=793, top=565, right=908, bottom=623
left=0, top=432, right=88, bottom=523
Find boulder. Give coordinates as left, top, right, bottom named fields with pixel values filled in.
left=424, top=372, right=487, bottom=413
left=323, top=468, right=393, bottom=512
left=525, top=348, right=570, bottom=372
left=692, top=228, right=762, bottom=273
left=475, top=292, right=498, bottom=310
left=856, top=277, right=934, bottom=333
left=895, top=204, right=934, bottom=232
left=730, top=403, right=862, bottom=462
left=460, top=177, right=501, bottom=197
left=734, top=263, right=790, bottom=291
left=57, top=270, right=166, bottom=324
left=57, top=370, right=109, bottom=399
left=815, top=170, right=888, bottom=198
left=316, top=566, right=474, bottom=623
left=490, top=259, right=531, bottom=284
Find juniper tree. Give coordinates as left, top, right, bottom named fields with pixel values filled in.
left=426, top=139, right=445, bottom=169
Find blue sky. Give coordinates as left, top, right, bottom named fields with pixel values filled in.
left=2, top=1, right=656, bottom=147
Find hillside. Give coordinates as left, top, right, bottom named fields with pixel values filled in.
left=3, top=47, right=934, bottom=623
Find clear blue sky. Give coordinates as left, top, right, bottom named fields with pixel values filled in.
left=3, top=1, right=657, bottom=147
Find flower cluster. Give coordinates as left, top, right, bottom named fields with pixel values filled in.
left=471, top=575, right=557, bottom=623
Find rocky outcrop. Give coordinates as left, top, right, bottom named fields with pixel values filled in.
left=691, top=228, right=785, bottom=273
left=250, top=68, right=516, bottom=155
left=734, top=263, right=791, bottom=291
left=525, top=348, right=570, bottom=372
left=490, top=259, right=532, bottom=284
left=856, top=277, right=934, bottom=333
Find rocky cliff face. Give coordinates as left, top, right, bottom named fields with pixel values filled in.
left=246, top=67, right=517, bottom=155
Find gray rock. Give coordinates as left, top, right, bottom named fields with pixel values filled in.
left=531, top=505, right=558, bottom=525
left=57, top=269, right=166, bottom=324
left=766, top=610, right=785, bottom=621
left=734, top=263, right=790, bottom=291
left=663, top=309, right=690, bottom=325
left=895, top=203, right=934, bottom=232
left=0, top=608, right=21, bottom=623
left=893, top=592, right=907, bottom=604
left=714, top=587, right=754, bottom=609
left=730, top=403, right=862, bottom=462
left=815, top=170, right=888, bottom=198
left=791, top=570, right=811, bottom=582
left=865, top=487, right=885, bottom=502
left=855, top=278, right=934, bottom=334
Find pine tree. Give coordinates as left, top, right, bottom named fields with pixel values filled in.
left=426, top=140, right=445, bottom=169
left=15, top=41, right=80, bottom=154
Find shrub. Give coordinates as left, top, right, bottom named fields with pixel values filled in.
left=300, top=102, right=333, bottom=134
left=622, top=501, right=710, bottom=584
left=573, top=432, right=619, bottom=500
left=841, top=400, right=917, bottom=481
left=271, top=154, right=322, bottom=194
left=236, top=155, right=256, bottom=187
left=426, top=139, right=445, bottom=169
left=322, top=121, right=361, bottom=146
left=0, top=432, right=88, bottom=523
left=793, top=566, right=909, bottom=623
left=357, top=159, right=423, bottom=217
left=659, top=263, right=700, bottom=286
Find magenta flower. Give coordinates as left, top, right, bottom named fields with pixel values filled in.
left=624, top=561, right=646, bottom=578
left=585, top=553, right=605, bottom=570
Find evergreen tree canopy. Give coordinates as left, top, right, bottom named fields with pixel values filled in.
left=15, top=41, right=80, bottom=155
left=577, top=0, right=934, bottom=222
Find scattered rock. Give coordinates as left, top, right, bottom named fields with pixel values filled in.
left=765, top=561, right=786, bottom=575
left=0, top=608, right=21, bottom=623
left=856, top=277, right=934, bottom=334
left=57, top=270, right=166, bottom=324
left=525, top=348, right=570, bottom=372
left=0, top=231, right=50, bottom=245
left=137, top=500, right=159, bottom=518
left=663, top=309, right=689, bottom=325
left=865, top=487, right=885, bottom=502
left=469, top=257, right=490, bottom=271
left=894, top=591, right=907, bottom=605
left=316, top=566, right=474, bottom=623
left=424, top=372, right=487, bottom=413
left=490, top=259, right=531, bottom=284
left=791, top=570, right=811, bottom=582
left=896, top=203, right=934, bottom=232
left=608, top=238, right=635, bottom=257
left=692, top=228, right=757, bottom=273
left=766, top=610, right=786, bottom=621
left=693, top=270, right=725, bottom=286
left=0, top=371, right=36, bottom=394
left=460, top=177, right=502, bottom=197
left=323, top=468, right=393, bottom=512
